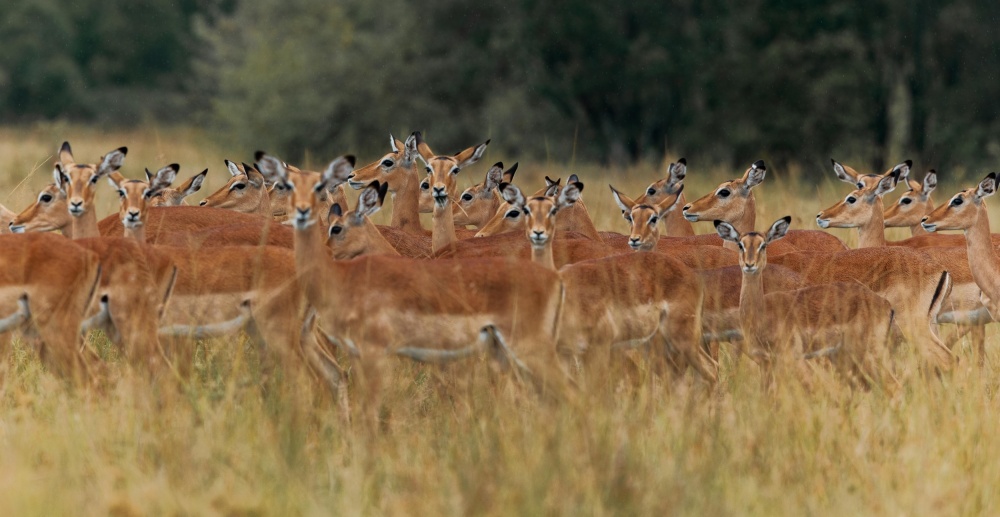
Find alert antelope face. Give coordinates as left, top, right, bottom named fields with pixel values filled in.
left=326, top=180, right=389, bottom=259
left=682, top=160, right=766, bottom=222
left=348, top=133, right=418, bottom=191
left=831, top=158, right=911, bottom=190
left=815, top=170, right=898, bottom=229
left=108, top=164, right=178, bottom=230
left=55, top=141, right=128, bottom=217
left=634, top=158, right=686, bottom=206
left=199, top=160, right=268, bottom=212
left=475, top=175, right=570, bottom=237
left=453, top=162, right=516, bottom=228
left=884, top=170, right=937, bottom=228
left=921, top=172, right=997, bottom=232
left=257, top=152, right=356, bottom=229
left=149, top=168, right=207, bottom=207
left=416, top=134, right=490, bottom=211
left=9, top=181, right=68, bottom=233
left=715, top=216, right=791, bottom=274
left=257, top=153, right=354, bottom=223
left=499, top=179, right=583, bottom=248
left=610, top=184, right=684, bottom=251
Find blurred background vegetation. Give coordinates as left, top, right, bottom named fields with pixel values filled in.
left=1, top=0, right=998, bottom=175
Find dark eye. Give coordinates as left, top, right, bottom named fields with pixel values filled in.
left=274, top=183, right=286, bottom=191
left=461, top=193, right=473, bottom=201
left=951, top=197, right=964, bottom=206
left=234, top=183, right=246, bottom=190
left=89, top=175, right=99, bottom=185
left=856, top=182, right=864, bottom=189
left=649, top=216, right=659, bottom=225
left=505, top=210, right=520, bottom=219
left=717, top=189, right=731, bottom=198
left=647, top=187, right=656, bottom=196
left=382, top=159, right=394, bottom=168
left=40, top=194, right=53, bottom=203
left=451, top=167, right=460, bottom=175
left=846, top=196, right=857, bottom=204
left=900, top=198, right=912, bottom=205
left=425, top=167, right=432, bottom=174
left=738, top=242, right=745, bottom=252
left=330, top=225, right=343, bottom=235
left=421, top=182, right=430, bottom=191
left=117, top=190, right=125, bottom=198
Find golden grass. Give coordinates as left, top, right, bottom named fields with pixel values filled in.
left=0, top=123, right=997, bottom=515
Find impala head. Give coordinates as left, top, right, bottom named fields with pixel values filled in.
left=635, top=158, right=686, bottom=205
left=200, top=160, right=268, bottom=211
left=500, top=179, right=583, bottom=248
left=921, top=172, right=996, bottom=232
left=475, top=175, right=574, bottom=237
left=415, top=133, right=490, bottom=211
left=884, top=169, right=937, bottom=228
left=453, top=162, right=517, bottom=228
left=107, top=164, right=178, bottom=229
left=816, top=169, right=898, bottom=229
left=256, top=151, right=355, bottom=230
left=715, top=216, right=791, bottom=274
left=682, top=160, right=765, bottom=222
left=9, top=179, right=68, bottom=233
left=611, top=183, right=684, bottom=251
left=55, top=141, right=128, bottom=217
left=326, top=180, right=389, bottom=259
left=149, top=168, right=207, bottom=207
left=831, top=158, right=911, bottom=190
left=348, top=133, right=419, bottom=191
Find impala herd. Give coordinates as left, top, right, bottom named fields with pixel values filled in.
left=0, top=133, right=997, bottom=401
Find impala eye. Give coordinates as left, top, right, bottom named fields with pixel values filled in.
left=89, top=175, right=100, bottom=185
left=900, top=198, right=913, bottom=205
left=421, top=181, right=430, bottom=191
left=117, top=190, right=126, bottom=198
left=425, top=167, right=432, bottom=174
left=856, top=182, right=864, bottom=189
left=649, top=216, right=659, bottom=225
left=382, top=159, right=394, bottom=168
left=717, top=189, right=731, bottom=198
left=647, top=187, right=656, bottom=196
left=39, top=194, right=53, bottom=203
left=951, top=197, right=964, bottom=206
left=505, top=210, right=520, bottom=218
left=846, top=196, right=857, bottom=204
left=233, top=183, right=246, bottom=190
left=461, top=193, right=473, bottom=201
left=451, top=167, right=460, bottom=175
left=329, top=225, right=343, bottom=235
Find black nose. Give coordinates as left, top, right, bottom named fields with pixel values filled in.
left=347, top=173, right=355, bottom=179
left=921, top=216, right=929, bottom=222
left=682, top=204, right=692, bottom=211
left=199, top=200, right=207, bottom=206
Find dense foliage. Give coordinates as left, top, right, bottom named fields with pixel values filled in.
left=1, top=0, right=998, bottom=171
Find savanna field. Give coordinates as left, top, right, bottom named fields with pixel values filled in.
left=1, top=124, right=999, bottom=516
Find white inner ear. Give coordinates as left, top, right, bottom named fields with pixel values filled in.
left=389, top=134, right=399, bottom=153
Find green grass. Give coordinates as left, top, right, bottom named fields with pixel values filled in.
left=0, top=123, right=997, bottom=515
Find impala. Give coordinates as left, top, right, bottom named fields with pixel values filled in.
left=198, top=160, right=272, bottom=217
left=347, top=133, right=425, bottom=235
left=884, top=168, right=937, bottom=235
left=476, top=174, right=602, bottom=240
left=715, top=217, right=898, bottom=387
left=254, top=152, right=351, bottom=227
left=681, top=160, right=847, bottom=252
left=451, top=162, right=517, bottom=229
left=326, top=181, right=401, bottom=259
left=632, top=158, right=695, bottom=236
left=413, top=134, right=490, bottom=253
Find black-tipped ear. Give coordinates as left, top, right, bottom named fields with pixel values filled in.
left=254, top=151, right=266, bottom=161
left=678, top=157, right=686, bottom=165
left=117, top=147, right=128, bottom=155
left=168, top=163, right=180, bottom=172
left=242, top=162, right=255, bottom=172
left=904, top=159, right=913, bottom=168
left=752, top=160, right=766, bottom=170
left=568, top=173, right=580, bottom=184
left=378, top=181, right=389, bottom=203
left=344, top=155, right=356, bottom=167
left=505, top=162, right=518, bottom=180
left=61, top=141, right=72, bottom=154
left=782, top=215, right=792, bottom=224
left=329, top=203, right=343, bottom=218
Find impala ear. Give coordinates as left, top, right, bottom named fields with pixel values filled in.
left=743, top=160, right=766, bottom=191
left=402, top=132, right=419, bottom=165
left=831, top=158, right=860, bottom=185
left=502, top=162, right=518, bottom=184
left=144, top=168, right=154, bottom=183
left=106, top=171, right=126, bottom=190
left=543, top=176, right=561, bottom=197
left=922, top=170, right=938, bottom=197
left=891, top=160, right=912, bottom=182
left=714, top=220, right=740, bottom=243
left=225, top=159, right=243, bottom=177
left=499, top=182, right=525, bottom=208
left=556, top=181, right=583, bottom=210
left=356, top=181, right=385, bottom=219
left=255, top=152, right=288, bottom=182
left=389, top=134, right=400, bottom=153
left=668, top=158, right=687, bottom=182
left=871, top=171, right=898, bottom=198
left=414, top=131, right=435, bottom=161
left=766, top=216, right=792, bottom=243
left=609, top=184, right=635, bottom=215
left=656, top=184, right=685, bottom=215
left=329, top=202, right=343, bottom=219
left=455, top=139, right=490, bottom=168
left=976, top=172, right=997, bottom=200
left=149, top=164, right=179, bottom=194
left=183, top=169, right=208, bottom=196
left=97, top=147, right=128, bottom=176
left=59, top=141, right=75, bottom=166
left=53, top=164, right=69, bottom=191
left=484, top=162, right=504, bottom=191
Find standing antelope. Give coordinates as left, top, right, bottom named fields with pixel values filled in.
left=632, top=158, right=695, bottom=236
left=254, top=152, right=351, bottom=227
left=348, top=133, right=425, bottom=235
left=501, top=180, right=716, bottom=384
left=715, top=217, right=897, bottom=388
left=476, top=174, right=602, bottom=240
left=273, top=153, right=571, bottom=407
left=681, top=160, right=847, bottom=252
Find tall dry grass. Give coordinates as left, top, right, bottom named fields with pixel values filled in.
left=0, top=123, right=997, bottom=515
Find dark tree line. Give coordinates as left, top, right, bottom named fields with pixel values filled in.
left=2, top=0, right=998, bottom=173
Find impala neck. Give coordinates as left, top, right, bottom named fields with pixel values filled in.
left=738, top=268, right=767, bottom=350
left=71, top=211, right=99, bottom=239
left=662, top=192, right=695, bottom=236
left=294, top=221, right=328, bottom=302
left=392, top=166, right=424, bottom=236
left=724, top=195, right=757, bottom=251
left=909, top=223, right=928, bottom=236
left=965, top=204, right=1000, bottom=304
left=567, top=202, right=601, bottom=240
left=124, top=225, right=146, bottom=244
left=432, top=202, right=457, bottom=253
left=532, top=243, right=556, bottom=270
left=857, top=198, right=887, bottom=248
